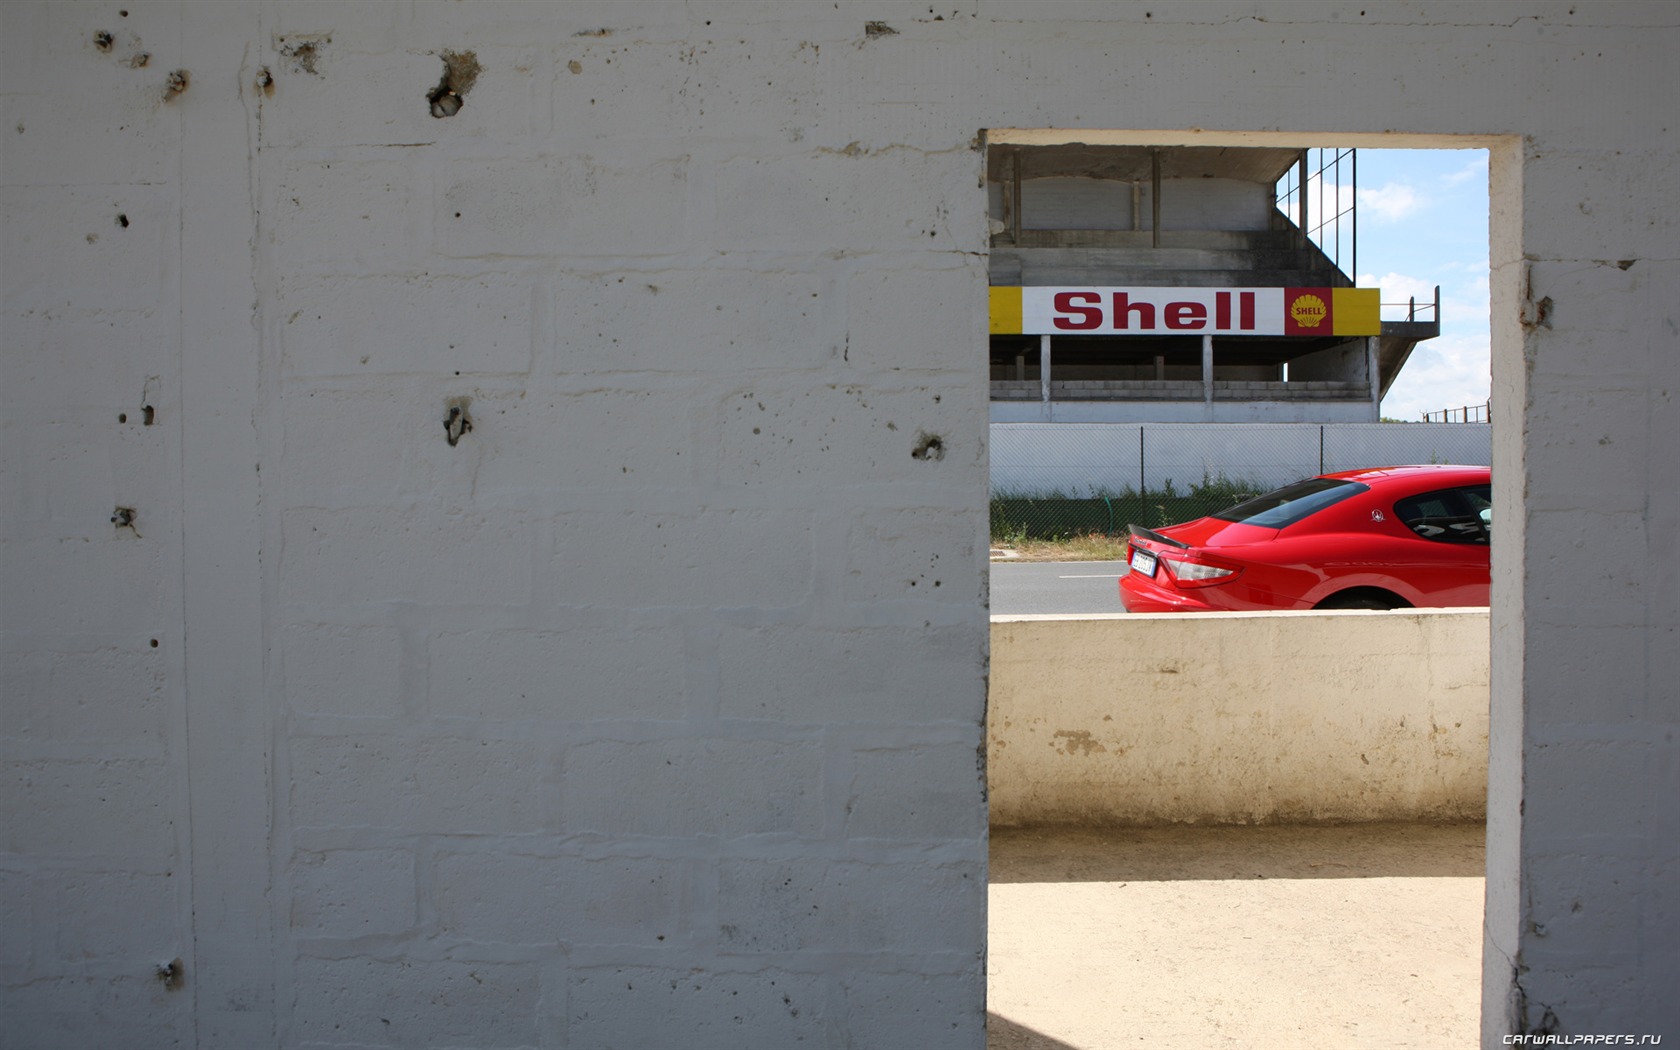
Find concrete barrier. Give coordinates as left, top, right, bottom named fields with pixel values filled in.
left=989, top=610, right=1489, bottom=825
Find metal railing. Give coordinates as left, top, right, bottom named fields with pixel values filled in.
left=1423, top=402, right=1491, bottom=424
left=1383, top=285, right=1440, bottom=323
left=1274, top=148, right=1357, bottom=276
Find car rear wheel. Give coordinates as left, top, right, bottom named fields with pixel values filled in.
left=1315, top=590, right=1408, bottom=610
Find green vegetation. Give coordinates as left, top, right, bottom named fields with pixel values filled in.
left=989, top=474, right=1264, bottom=548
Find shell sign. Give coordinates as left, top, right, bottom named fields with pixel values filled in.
left=990, top=286, right=1381, bottom=337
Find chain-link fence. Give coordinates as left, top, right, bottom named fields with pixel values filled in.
left=990, top=422, right=1491, bottom=541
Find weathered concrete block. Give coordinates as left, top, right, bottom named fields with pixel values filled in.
left=715, top=623, right=983, bottom=723
left=266, top=154, right=427, bottom=271
left=1, top=760, right=177, bottom=859
left=28, top=644, right=169, bottom=745
left=716, top=858, right=980, bottom=953
left=28, top=870, right=181, bottom=970
left=1523, top=509, right=1648, bottom=629
left=272, top=384, right=468, bottom=505
left=276, top=272, right=535, bottom=377
left=450, top=387, right=702, bottom=497
left=256, top=44, right=519, bottom=152
left=842, top=970, right=985, bottom=1049
left=1522, top=260, right=1666, bottom=376
left=559, top=738, right=821, bottom=837
left=844, top=259, right=988, bottom=373
left=549, top=35, right=829, bottom=145
left=702, top=149, right=979, bottom=253
left=840, top=507, right=982, bottom=606
left=1, top=186, right=174, bottom=315
left=434, top=850, right=683, bottom=947
left=0, top=868, right=25, bottom=970
left=279, top=507, right=535, bottom=608
left=1521, top=850, right=1653, bottom=959
left=280, top=623, right=407, bottom=718
left=291, top=956, right=539, bottom=1048
left=290, top=848, right=416, bottom=936
left=550, top=509, right=812, bottom=609
left=565, top=965, right=828, bottom=1048
left=429, top=626, right=686, bottom=722
left=1522, top=148, right=1680, bottom=262
left=546, top=267, right=836, bottom=375
left=288, top=735, right=545, bottom=834
left=0, top=420, right=168, bottom=539
left=844, top=743, right=985, bottom=841
left=436, top=152, right=688, bottom=258
left=3, top=313, right=178, bottom=411
left=1521, top=738, right=1668, bottom=846
left=0, top=18, right=182, bottom=187
left=0, top=976, right=187, bottom=1050
left=707, top=381, right=977, bottom=492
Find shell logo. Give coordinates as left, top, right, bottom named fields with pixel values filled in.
left=1290, top=293, right=1328, bottom=329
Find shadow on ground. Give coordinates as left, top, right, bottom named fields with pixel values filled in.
left=987, top=1013, right=1084, bottom=1050
left=990, top=821, right=1485, bottom=883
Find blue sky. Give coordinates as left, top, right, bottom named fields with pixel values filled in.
left=1343, top=149, right=1492, bottom=421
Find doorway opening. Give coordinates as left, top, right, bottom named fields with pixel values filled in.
left=982, top=129, right=1511, bottom=1048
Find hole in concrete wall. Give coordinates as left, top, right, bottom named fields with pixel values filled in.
left=164, top=70, right=189, bottom=99
left=143, top=404, right=154, bottom=425
left=116, top=213, right=129, bottom=228
left=912, top=432, right=946, bottom=460
left=428, top=49, right=480, bottom=118
left=278, top=35, right=329, bottom=76
left=444, top=398, right=474, bottom=446
left=94, top=30, right=113, bottom=52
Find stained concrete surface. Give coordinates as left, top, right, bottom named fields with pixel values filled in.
left=988, top=823, right=1485, bottom=1049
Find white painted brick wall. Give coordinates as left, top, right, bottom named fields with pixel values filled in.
left=4, top=2, right=1676, bottom=1046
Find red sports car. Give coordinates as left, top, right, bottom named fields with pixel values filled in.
left=1119, top=464, right=1491, bottom=612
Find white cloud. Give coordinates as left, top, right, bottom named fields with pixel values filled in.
left=1381, top=331, right=1491, bottom=421
left=1442, top=153, right=1489, bottom=187
left=1357, top=181, right=1424, bottom=223
left=1359, top=271, right=1441, bottom=320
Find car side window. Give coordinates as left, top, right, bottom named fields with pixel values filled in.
left=1394, top=486, right=1490, bottom=545
left=1459, top=485, right=1492, bottom=538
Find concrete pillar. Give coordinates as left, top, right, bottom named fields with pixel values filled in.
left=1202, top=335, right=1214, bottom=406
left=1040, top=334, right=1052, bottom=404
left=1367, top=335, right=1380, bottom=418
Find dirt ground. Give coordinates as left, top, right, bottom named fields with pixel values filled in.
left=988, top=822, right=1486, bottom=1050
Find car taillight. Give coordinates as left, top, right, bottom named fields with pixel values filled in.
left=1162, top=558, right=1238, bottom=586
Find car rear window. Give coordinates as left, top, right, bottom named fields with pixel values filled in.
left=1211, top=478, right=1369, bottom=529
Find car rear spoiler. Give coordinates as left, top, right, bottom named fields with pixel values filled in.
left=1127, top=524, right=1190, bottom=549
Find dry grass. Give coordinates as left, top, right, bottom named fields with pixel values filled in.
left=990, top=532, right=1129, bottom=563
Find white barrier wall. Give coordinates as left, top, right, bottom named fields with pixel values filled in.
left=991, top=421, right=1493, bottom=497
left=3, top=3, right=1676, bottom=1046
left=989, top=612, right=1490, bottom=826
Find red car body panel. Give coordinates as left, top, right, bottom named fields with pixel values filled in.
left=1119, top=465, right=1491, bottom=612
